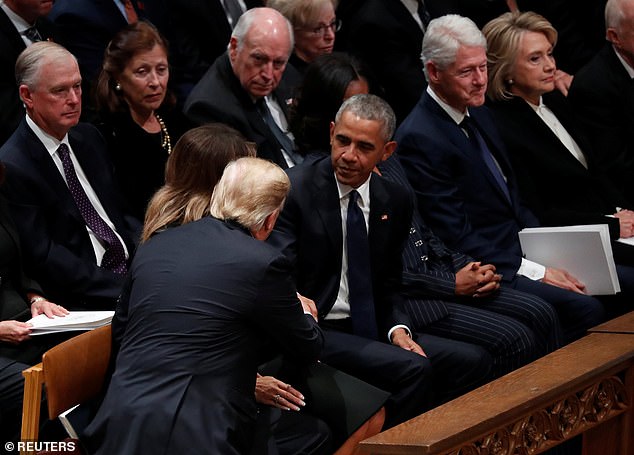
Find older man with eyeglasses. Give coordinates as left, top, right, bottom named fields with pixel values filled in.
left=185, top=7, right=304, bottom=169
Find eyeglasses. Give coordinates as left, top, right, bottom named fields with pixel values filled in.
left=299, top=19, right=341, bottom=37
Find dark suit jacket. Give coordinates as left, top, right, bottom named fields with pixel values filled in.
left=0, top=120, right=141, bottom=309
left=48, top=0, right=142, bottom=84
left=569, top=43, right=634, bottom=203
left=0, top=8, right=56, bottom=146
left=396, top=92, right=540, bottom=279
left=336, top=0, right=427, bottom=123
left=184, top=52, right=294, bottom=168
left=488, top=91, right=629, bottom=239
left=268, top=156, right=414, bottom=336
left=166, top=0, right=262, bottom=101
left=84, top=216, right=323, bottom=455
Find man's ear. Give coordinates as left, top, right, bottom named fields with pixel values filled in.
left=329, top=121, right=336, bottom=145
left=426, top=61, right=440, bottom=85
left=380, top=140, right=397, bottom=162
left=607, top=27, right=619, bottom=46
left=229, top=37, right=239, bottom=62
left=19, top=84, right=33, bottom=110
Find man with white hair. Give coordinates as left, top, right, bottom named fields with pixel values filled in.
left=569, top=0, right=634, bottom=204
left=184, top=7, right=303, bottom=168
left=396, top=14, right=605, bottom=343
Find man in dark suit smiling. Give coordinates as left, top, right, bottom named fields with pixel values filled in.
left=268, top=94, right=493, bottom=425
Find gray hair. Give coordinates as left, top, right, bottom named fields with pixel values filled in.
left=335, top=94, right=396, bottom=141
left=231, top=7, right=295, bottom=56
left=15, top=41, right=78, bottom=88
left=210, top=157, right=290, bottom=232
left=605, top=0, right=632, bottom=30
left=421, top=14, right=487, bottom=82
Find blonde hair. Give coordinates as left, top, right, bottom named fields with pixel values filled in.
left=268, top=0, right=336, bottom=28
left=210, top=157, right=290, bottom=232
left=483, top=11, right=558, bottom=101
left=142, top=124, right=255, bottom=241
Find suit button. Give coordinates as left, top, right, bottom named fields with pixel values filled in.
left=414, top=240, right=423, bottom=247
left=420, top=255, right=428, bottom=262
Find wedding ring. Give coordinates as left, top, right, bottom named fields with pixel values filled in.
left=274, top=394, right=281, bottom=404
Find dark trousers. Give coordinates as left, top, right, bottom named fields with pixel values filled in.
left=509, top=276, right=604, bottom=343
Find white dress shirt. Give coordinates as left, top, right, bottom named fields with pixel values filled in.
left=428, top=86, right=546, bottom=281
left=26, top=115, right=129, bottom=265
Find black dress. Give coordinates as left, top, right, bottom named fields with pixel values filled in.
left=97, top=108, right=192, bottom=221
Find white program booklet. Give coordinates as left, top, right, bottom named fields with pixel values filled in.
left=519, top=224, right=620, bottom=295
left=26, top=311, right=114, bottom=335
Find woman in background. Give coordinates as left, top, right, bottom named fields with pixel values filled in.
left=268, top=0, right=338, bottom=75
left=289, top=52, right=372, bottom=156
left=95, top=21, right=191, bottom=221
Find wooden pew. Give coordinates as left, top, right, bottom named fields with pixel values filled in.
left=359, top=332, right=634, bottom=455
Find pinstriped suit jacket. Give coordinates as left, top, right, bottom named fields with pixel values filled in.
left=378, top=155, right=472, bottom=328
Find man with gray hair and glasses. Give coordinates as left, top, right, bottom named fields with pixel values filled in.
left=185, top=7, right=303, bottom=168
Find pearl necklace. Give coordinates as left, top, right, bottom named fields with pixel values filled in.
left=155, top=114, right=172, bottom=155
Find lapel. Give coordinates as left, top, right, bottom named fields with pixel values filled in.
left=385, top=0, right=423, bottom=46
left=0, top=7, right=27, bottom=57
left=509, top=94, right=593, bottom=172
left=423, top=94, right=514, bottom=208
left=18, top=121, right=81, bottom=221
left=368, top=174, right=393, bottom=265
left=312, top=158, right=343, bottom=258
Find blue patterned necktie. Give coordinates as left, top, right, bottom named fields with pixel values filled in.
left=57, top=144, right=127, bottom=274
left=346, top=190, right=378, bottom=340
left=460, top=116, right=511, bottom=202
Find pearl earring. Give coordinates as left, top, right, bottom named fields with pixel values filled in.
left=507, top=79, right=514, bottom=85
left=115, top=82, right=122, bottom=91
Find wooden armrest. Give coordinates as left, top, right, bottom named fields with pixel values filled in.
left=21, top=362, right=44, bottom=453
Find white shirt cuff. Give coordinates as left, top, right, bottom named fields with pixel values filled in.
left=518, top=258, right=546, bottom=281
left=388, top=324, right=412, bottom=343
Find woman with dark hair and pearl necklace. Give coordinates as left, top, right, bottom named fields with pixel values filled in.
left=94, top=20, right=192, bottom=222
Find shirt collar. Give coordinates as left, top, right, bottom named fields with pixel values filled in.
left=612, top=45, right=634, bottom=79
left=25, top=114, right=70, bottom=159
left=0, top=1, right=32, bottom=32
left=427, top=85, right=469, bottom=125
left=335, top=173, right=372, bottom=206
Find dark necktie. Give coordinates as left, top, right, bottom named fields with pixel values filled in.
left=23, top=26, right=42, bottom=42
left=417, top=0, right=431, bottom=30
left=346, top=190, right=378, bottom=340
left=460, top=116, right=511, bottom=202
left=223, top=0, right=244, bottom=28
left=256, top=99, right=304, bottom=165
left=57, top=144, right=127, bottom=274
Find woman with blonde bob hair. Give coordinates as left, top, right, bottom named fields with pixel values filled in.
left=484, top=11, right=634, bottom=268
left=484, top=11, right=557, bottom=102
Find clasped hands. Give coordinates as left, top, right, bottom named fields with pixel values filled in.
left=455, top=261, right=502, bottom=298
